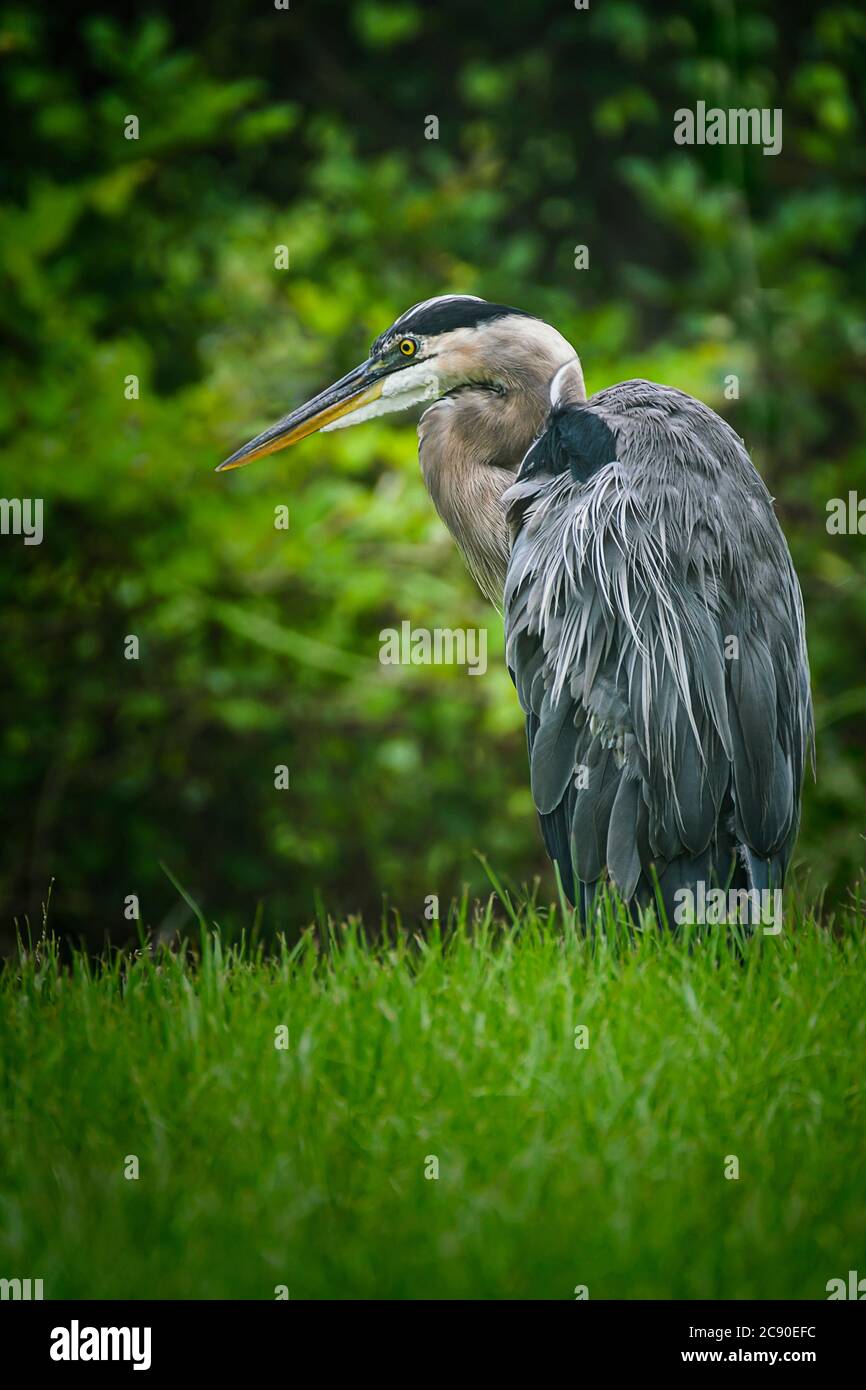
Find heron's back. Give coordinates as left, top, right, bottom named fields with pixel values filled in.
left=503, top=379, right=813, bottom=925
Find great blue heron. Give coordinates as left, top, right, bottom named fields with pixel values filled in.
left=219, top=295, right=813, bottom=925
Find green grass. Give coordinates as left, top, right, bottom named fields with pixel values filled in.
left=2, top=895, right=865, bottom=1300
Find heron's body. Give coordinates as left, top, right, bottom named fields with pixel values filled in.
left=220, top=295, right=813, bottom=924
left=503, top=374, right=811, bottom=923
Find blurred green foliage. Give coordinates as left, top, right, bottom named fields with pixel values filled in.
left=1, top=0, right=864, bottom=943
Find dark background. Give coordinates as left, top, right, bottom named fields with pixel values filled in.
left=1, top=0, right=864, bottom=946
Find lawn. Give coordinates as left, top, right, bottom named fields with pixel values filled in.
left=1, top=895, right=865, bottom=1300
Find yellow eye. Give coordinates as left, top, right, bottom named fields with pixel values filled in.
left=399, top=338, right=417, bottom=356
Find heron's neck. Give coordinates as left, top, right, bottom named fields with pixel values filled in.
left=418, top=337, right=579, bottom=606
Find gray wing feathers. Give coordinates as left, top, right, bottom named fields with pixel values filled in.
left=530, top=688, right=579, bottom=815
left=504, top=379, right=813, bottom=919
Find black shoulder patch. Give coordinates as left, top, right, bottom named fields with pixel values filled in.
left=373, top=296, right=532, bottom=352
left=519, top=405, right=618, bottom=484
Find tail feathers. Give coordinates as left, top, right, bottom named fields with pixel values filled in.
left=568, top=842, right=774, bottom=930
left=536, top=780, right=786, bottom=932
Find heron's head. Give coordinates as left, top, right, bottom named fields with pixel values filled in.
left=217, top=295, right=578, bottom=471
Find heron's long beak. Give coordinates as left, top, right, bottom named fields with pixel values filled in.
left=216, top=357, right=385, bottom=471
